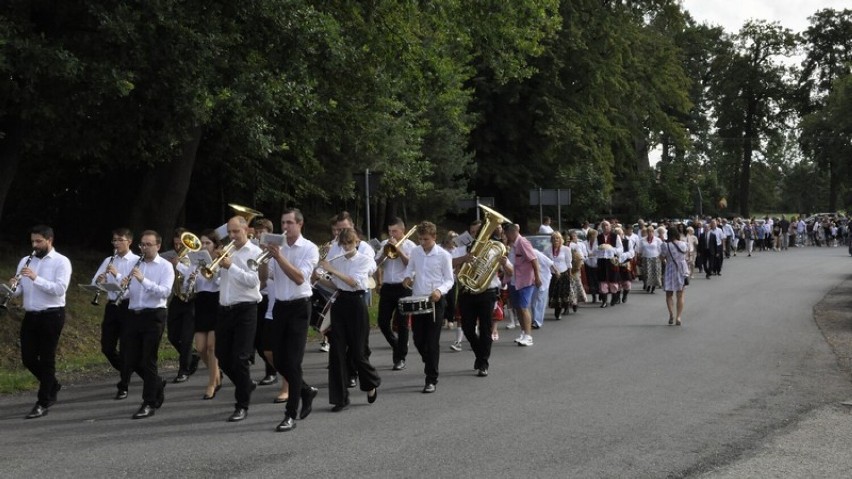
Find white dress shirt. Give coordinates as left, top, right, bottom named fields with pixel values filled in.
left=329, top=252, right=377, bottom=291
left=375, top=238, right=416, bottom=284
left=127, top=255, right=174, bottom=310
left=534, top=250, right=554, bottom=287
left=13, top=249, right=71, bottom=312
left=218, top=241, right=262, bottom=306
left=404, top=245, right=454, bottom=298
left=269, top=235, right=319, bottom=301
left=91, top=251, right=140, bottom=302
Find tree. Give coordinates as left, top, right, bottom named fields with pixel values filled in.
left=708, top=20, right=798, bottom=217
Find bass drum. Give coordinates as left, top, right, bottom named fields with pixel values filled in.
left=310, top=286, right=335, bottom=333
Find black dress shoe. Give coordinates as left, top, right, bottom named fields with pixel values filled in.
left=392, top=360, right=406, bottom=371
left=115, top=389, right=129, bottom=400
left=331, top=399, right=350, bottom=412
left=367, top=388, right=378, bottom=404
left=347, top=377, right=357, bottom=388
left=227, top=407, right=247, bottom=422
left=132, top=404, right=155, bottom=419
left=25, top=404, right=48, bottom=419
left=258, top=375, right=278, bottom=386
left=422, top=383, right=436, bottom=394
left=477, top=368, right=489, bottom=377
left=173, top=374, right=188, bottom=383
left=275, top=415, right=296, bottom=432
left=299, top=386, right=318, bottom=419
left=155, top=378, right=166, bottom=409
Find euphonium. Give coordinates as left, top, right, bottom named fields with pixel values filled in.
left=457, top=204, right=511, bottom=294
left=172, top=232, right=202, bottom=301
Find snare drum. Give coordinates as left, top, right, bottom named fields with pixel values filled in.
left=398, top=296, right=434, bottom=315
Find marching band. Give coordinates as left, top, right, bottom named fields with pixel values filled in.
left=2, top=204, right=520, bottom=429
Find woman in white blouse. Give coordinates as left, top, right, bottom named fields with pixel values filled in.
left=547, top=232, right=572, bottom=319
left=637, top=227, right=663, bottom=293
left=319, top=228, right=380, bottom=411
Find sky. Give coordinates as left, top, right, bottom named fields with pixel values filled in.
left=680, top=0, right=849, bottom=34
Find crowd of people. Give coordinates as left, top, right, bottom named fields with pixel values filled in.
left=2, top=208, right=844, bottom=430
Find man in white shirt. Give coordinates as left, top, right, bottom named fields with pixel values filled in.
left=530, top=250, right=554, bottom=329
left=91, top=228, right=142, bottom=400
left=266, top=208, right=320, bottom=432
left=538, top=216, right=554, bottom=234
left=7, top=225, right=71, bottom=419
left=375, top=217, right=416, bottom=370
left=214, top=216, right=263, bottom=423
left=403, top=221, right=455, bottom=393
left=122, top=230, right=174, bottom=419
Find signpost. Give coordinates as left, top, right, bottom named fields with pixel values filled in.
left=529, top=188, right=571, bottom=231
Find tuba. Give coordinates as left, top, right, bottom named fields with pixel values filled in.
left=457, top=204, right=511, bottom=294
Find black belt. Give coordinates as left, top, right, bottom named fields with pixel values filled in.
left=27, top=307, right=63, bottom=315
left=276, top=297, right=310, bottom=306
left=219, top=301, right=257, bottom=311
left=129, top=307, right=166, bottom=315
left=462, top=287, right=499, bottom=295
left=338, top=290, right=366, bottom=296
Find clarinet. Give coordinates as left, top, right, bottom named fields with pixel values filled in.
left=92, top=249, right=119, bottom=306
left=1, top=250, right=37, bottom=310
left=114, top=254, right=144, bottom=306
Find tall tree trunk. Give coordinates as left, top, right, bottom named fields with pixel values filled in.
left=129, top=125, right=204, bottom=237
left=739, top=101, right=757, bottom=218
left=0, top=117, right=24, bottom=225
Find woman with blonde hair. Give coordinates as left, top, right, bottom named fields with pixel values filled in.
left=547, top=231, right=572, bottom=319
left=685, top=226, right=698, bottom=278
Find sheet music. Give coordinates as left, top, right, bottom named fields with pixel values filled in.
left=259, top=233, right=285, bottom=246
left=188, top=250, right=214, bottom=267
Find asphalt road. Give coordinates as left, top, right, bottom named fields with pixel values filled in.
left=2, top=246, right=851, bottom=478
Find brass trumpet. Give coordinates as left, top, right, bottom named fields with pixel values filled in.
left=381, top=226, right=417, bottom=261
left=199, top=241, right=236, bottom=280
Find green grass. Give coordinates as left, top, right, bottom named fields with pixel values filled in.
left=0, top=243, right=379, bottom=394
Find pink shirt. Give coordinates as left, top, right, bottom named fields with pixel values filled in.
left=510, top=235, right=539, bottom=289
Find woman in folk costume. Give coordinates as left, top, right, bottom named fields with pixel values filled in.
left=547, top=231, right=572, bottom=319
left=567, top=230, right=587, bottom=311
left=595, top=221, right=623, bottom=308
left=582, top=228, right=600, bottom=304
left=638, top=226, right=663, bottom=293
left=614, top=227, right=635, bottom=304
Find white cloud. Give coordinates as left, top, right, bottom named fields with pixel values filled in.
left=681, top=0, right=849, bottom=34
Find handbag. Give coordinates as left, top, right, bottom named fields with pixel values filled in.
left=492, top=297, right=504, bottom=321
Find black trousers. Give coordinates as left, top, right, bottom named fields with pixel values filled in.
left=215, top=302, right=257, bottom=410
left=328, top=292, right=381, bottom=405
left=21, top=309, right=65, bottom=407
left=167, top=297, right=195, bottom=375
left=122, top=308, right=166, bottom=406
left=411, top=297, right=445, bottom=386
left=254, top=295, right=276, bottom=377
left=377, top=283, right=410, bottom=363
left=101, top=302, right=127, bottom=373
left=459, top=288, right=496, bottom=370
left=271, top=298, right=314, bottom=419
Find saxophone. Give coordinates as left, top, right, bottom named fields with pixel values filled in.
left=457, top=204, right=511, bottom=294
